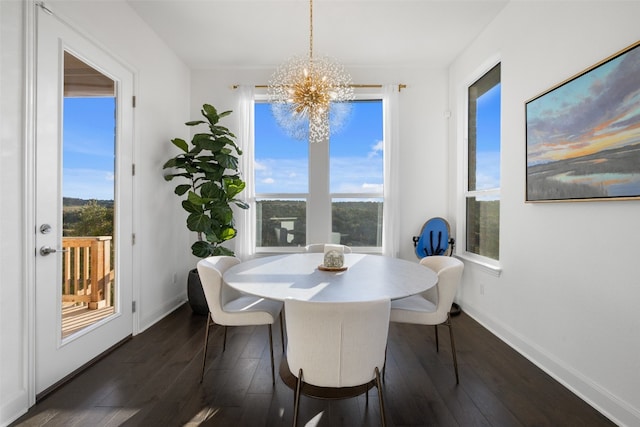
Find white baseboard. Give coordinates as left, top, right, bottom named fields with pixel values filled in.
left=1, top=389, right=29, bottom=427
left=138, top=297, right=187, bottom=334
left=461, top=304, right=639, bottom=427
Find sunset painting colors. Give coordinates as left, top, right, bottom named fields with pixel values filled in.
left=526, top=42, right=640, bottom=201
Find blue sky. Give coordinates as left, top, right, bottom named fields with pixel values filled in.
left=474, top=84, right=501, bottom=191
left=63, top=97, right=115, bottom=200
left=65, top=94, right=500, bottom=199
left=255, top=100, right=384, bottom=194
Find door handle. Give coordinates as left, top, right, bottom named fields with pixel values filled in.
left=39, top=246, right=69, bottom=256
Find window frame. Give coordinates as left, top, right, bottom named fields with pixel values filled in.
left=252, top=91, right=388, bottom=254
left=457, top=58, right=502, bottom=274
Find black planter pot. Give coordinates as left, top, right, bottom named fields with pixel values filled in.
left=187, top=268, right=209, bottom=315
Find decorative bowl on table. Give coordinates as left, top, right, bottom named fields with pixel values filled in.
left=320, top=249, right=346, bottom=271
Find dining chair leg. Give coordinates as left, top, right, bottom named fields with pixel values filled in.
left=269, top=324, right=276, bottom=385
left=375, top=367, right=387, bottom=427
left=223, top=325, right=228, bottom=352
left=382, top=345, right=387, bottom=382
left=200, top=314, right=213, bottom=383
left=434, top=324, right=440, bottom=352
left=447, top=313, right=460, bottom=384
left=293, top=369, right=303, bottom=427
left=280, top=311, right=285, bottom=353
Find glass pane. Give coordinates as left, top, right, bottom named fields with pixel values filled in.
left=466, top=196, right=500, bottom=260
left=61, top=51, right=116, bottom=338
left=468, top=64, right=501, bottom=191
left=332, top=198, right=383, bottom=247
left=256, top=199, right=306, bottom=247
left=330, top=100, right=383, bottom=194
left=255, top=102, right=308, bottom=193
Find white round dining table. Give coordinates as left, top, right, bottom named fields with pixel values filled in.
left=223, top=253, right=438, bottom=302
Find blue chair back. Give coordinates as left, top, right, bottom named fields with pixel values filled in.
left=414, top=217, right=453, bottom=258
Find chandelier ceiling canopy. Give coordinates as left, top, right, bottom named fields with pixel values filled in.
left=268, top=0, right=354, bottom=143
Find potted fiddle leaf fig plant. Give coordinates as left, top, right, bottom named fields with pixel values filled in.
left=163, top=103, right=248, bottom=314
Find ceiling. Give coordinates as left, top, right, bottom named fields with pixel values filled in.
left=126, top=0, right=509, bottom=70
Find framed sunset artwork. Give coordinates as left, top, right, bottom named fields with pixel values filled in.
left=525, top=40, right=640, bottom=202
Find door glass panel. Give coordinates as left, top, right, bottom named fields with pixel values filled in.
left=61, top=51, right=117, bottom=338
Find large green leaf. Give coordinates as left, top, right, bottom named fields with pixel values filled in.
left=200, top=181, right=223, bottom=199
left=194, top=242, right=235, bottom=258
left=174, top=184, right=192, bottom=196
left=171, top=138, right=189, bottom=153
left=209, top=201, right=233, bottom=220
left=210, top=126, right=230, bottom=137
left=214, top=136, right=234, bottom=147
left=191, top=133, right=214, bottom=147
left=224, top=178, right=246, bottom=199
left=216, top=153, right=239, bottom=170
left=187, top=212, right=210, bottom=233
left=200, top=138, right=226, bottom=153
left=182, top=199, right=203, bottom=213
left=202, top=104, right=219, bottom=125
left=164, top=172, right=191, bottom=181
left=219, top=226, right=237, bottom=241
left=212, top=246, right=235, bottom=256
left=191, top=241, right=213, bottom=258
left=232, top=199, right=250, bottom=210
left=187, top=191, right=205, bottom=205
left=196, top=161, right=218, bottom=174
left=162, top=158, right=178, bottom=169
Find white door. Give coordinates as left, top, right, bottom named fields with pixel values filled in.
left=35, top=7, right=134, bottom=396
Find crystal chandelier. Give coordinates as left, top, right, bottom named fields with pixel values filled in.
left=268, top=0, right=354, bottom=143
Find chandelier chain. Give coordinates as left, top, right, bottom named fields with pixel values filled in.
left=309, top=0, right=313, bottom=60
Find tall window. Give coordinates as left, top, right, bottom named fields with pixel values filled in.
left=466, top=63, right=501, bottom=260
left=254, top=98, right=384, bottom=251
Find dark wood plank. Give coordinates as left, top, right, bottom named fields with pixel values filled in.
left=10, top=304, right=616, bottom=427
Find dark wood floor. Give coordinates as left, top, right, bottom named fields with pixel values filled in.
left=12, top=303, right=615, bottom=427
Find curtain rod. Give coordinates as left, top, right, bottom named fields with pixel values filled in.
left=232, top=84, right=407, bottom=92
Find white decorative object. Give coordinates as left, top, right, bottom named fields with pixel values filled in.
left=323, top=244, right=344, bottom=268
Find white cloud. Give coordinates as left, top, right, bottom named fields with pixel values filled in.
left=474, top=151, right=501, bottom=190
left=255, top=158, right=308, bottom=193
left=362, top=183, right=383, bottom=191
left=368, top=140, right=384, bottom=159
left=255, top=153, right=386, bottom=195
left=63, top=168, right=114, bottom=200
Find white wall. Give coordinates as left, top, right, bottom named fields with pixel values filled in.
left=1, top=1, right=29, bottom=423
left=0, top=1, right=191, bottom=424
left=189, top=66, right=451, bottom=260
left=448, top=2, right=640, bottom=425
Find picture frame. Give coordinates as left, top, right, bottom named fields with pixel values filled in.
left=525, top=40, right=640, bottom=202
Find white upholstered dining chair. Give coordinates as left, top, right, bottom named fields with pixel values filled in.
left=283, top=297, right=390, bottom=427
left=389, top=256, right=464, bottom=383
left=197, top=256, right=284, bottom=384
left=304, top=243, right=352, bottom=253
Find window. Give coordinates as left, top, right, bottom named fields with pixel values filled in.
left=254, top=97, right=385, bottom=251
left=466, top=63, right=500, bottom=261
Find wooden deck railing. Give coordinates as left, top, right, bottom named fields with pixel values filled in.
left=62, top=236, right=114, bottom=310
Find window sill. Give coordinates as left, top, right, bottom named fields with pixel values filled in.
left=455, top=253, right=502, bottom=277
